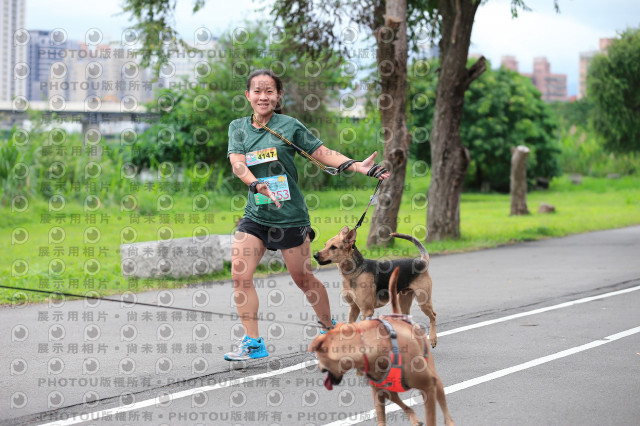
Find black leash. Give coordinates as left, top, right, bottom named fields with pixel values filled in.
left=0, top=284, right=225, bottom=314
left=354, top=179, right=384, bottom=230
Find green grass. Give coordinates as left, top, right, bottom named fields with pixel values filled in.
left=1, top=173, right=639, bottom=305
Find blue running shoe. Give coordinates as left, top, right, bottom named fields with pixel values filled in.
left=224, top=335, right=269, bottom=361
left=319, top=319, right=337, bottom=335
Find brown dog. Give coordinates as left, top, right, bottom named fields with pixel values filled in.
left=309, top=267, right=454, bottom=426
left=313, top=227, right=438, bottom=347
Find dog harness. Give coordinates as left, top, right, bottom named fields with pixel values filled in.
left=359, top=315, right=429, bottom=393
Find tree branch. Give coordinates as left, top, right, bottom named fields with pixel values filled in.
left=464, top=55, right=486, bottom=90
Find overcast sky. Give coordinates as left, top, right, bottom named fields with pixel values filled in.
left=26, top=0, right=640, bottom=96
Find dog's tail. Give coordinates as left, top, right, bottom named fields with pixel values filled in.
left=390, top=233, right=429, bottom=261
left=389, top=267, right=400, bottom=314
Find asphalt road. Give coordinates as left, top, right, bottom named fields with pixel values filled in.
left=2, top=226, right=640, bottom=426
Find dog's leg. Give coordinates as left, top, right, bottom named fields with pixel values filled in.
left=347, top=304, right=360, bottom=323
left=388, top=392, right=423, bottom=426
left=420, top=386, right=438, bottom=426
left=371, top=387, right=388, bottom=426
left=397, top=290, right=414, bottom=314
left=426, top=356, right=455, bottom=426
left=361, top=306, right=375, bottom=320
left=417, top=297, right=437, bottom=348
left=433, top=374, right=455, bottom=425
left=356, top=281, right=376, bottom=320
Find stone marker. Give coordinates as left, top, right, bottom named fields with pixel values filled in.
left=120, top=235, right=285, bottom=279
left=538, top=203, right=556, bottom=214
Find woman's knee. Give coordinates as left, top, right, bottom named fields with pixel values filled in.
left=232, top=272, right=255, bottom=288
left=291, top=272, right=318, bottom=290
left=232, top=256, right=253, bottom=273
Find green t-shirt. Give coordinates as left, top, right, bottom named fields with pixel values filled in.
left=227, top=114, right=324, bottom=227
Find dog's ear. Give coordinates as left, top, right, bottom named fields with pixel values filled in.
left=345, top=228, right=357, bottom=246
left=308, top=335, right=327, bottom=353
left=339, top=226, right=350, bottom=235
left=333, top=322, right=347, bottom=330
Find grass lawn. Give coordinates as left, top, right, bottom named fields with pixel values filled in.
left=1, top=173, right=638, bottom=305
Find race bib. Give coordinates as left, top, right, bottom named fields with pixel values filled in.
left=246, top=147, right=278, bottom=167
left=254, top=175, right=291, bottom=205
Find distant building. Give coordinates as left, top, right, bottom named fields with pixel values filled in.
left=47, top=42, right=155, bottom=106
left=0, top=0, right=27, bottom=101
left=578, top=38, right=614, bottom=99
left=26, top=30, right=71, bottom=101
left=528, top=57, right=567, bottom=102
left=160, top=40, right=219, bottom=90
left=500, top=55, right=518, bottom=72
left=502, top=55, right=567, bottom=102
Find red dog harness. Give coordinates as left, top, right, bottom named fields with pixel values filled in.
left=359, top=316, right=429, bottom=393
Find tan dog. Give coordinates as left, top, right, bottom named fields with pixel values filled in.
left=313, top=227, right=438, bottom=347
left=309, top=267, right=454, bottom=426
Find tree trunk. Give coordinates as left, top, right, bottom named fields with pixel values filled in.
left=510, top=145, right=530, bottom=215
left=426, top=0, right=486, bottom=242
left=366, top=0, right=411, bottom=248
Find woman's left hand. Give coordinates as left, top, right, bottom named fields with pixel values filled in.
left=359, top=152, right=390, bottom=180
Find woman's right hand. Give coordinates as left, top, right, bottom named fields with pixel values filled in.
left=360, top=152, right=390, bottom=180
left=257, top=183, right=282, bottom=208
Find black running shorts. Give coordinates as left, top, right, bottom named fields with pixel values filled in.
left=236, top=217, right=316, bottom=251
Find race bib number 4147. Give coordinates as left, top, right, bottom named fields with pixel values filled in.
left=254, top=175, right=291, bottom=205
left=246, top=147, right=277, bottom=166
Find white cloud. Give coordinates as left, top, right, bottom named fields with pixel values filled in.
left=26, top=0, right=267, bottom=42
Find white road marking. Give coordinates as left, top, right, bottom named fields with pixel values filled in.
left=39, top=360, right=319, bottom=426
left=438, top=284, right=640, bottom=337
left=37, top=284, right=640, bottom=426
left=322, top=325, right=640, bottom=426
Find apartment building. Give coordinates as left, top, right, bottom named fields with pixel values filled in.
left=578, top=38, right=613, bottom=99
left=501, top=55, right=567, bottom=102
left=0, top=0, right=26, bottom=101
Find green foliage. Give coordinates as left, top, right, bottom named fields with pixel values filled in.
left=121, top=0, right=206, bottom=75
left=556, top=125, right=639, bottom=176
left=409, top=60, right=561, bottom=192
left=1, top=125, right=144, bottom=208
left=588, top=27, right=640, bottom=153
left=548, top=98, right=593, bottom=128
left=549, top=92, right=638, bottom=177
left=0, top=128, right=33, bottom=205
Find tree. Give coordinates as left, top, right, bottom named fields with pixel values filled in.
left=424, top=0, right=485, bottom=241
left=122, top=0, right=560, bottom=244
left=271, top=0, right=420, bottom=247
left=410, top=63, right=561, bottom=192
left=588, top=27, right=640, bottom=153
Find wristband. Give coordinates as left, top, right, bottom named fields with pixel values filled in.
left=249, top=180, right=260, bottom=194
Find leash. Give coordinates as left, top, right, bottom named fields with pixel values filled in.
left=251, top=114, right=340, bottom=175
left=0, top=284, right=223, bottom=314
left=354, top=179, right=383, bottom=230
